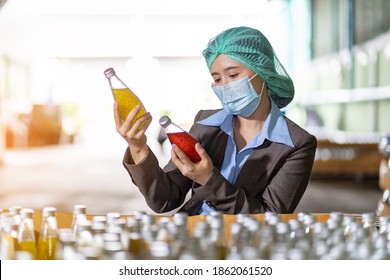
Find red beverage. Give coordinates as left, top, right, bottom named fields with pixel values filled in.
left=167, top=132, right=201, bottom=163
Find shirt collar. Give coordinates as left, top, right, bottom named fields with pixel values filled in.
left=197, top=99, right=294, bottom=147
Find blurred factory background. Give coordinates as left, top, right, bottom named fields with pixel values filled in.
left=0, top=0, right=389, bottom=215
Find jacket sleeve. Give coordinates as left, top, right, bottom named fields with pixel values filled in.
left=122, top=110, right=219, bottom=214
left=122, top=147, right=193, bottom=213
left=188, top=131, right=317, bottom=214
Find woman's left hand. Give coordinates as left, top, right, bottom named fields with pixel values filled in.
left=171, top=143, right=214, bottom=185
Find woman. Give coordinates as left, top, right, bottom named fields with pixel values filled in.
left=114, top=26, right=317, bottom=215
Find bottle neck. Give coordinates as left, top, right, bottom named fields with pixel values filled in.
left=108, top=74, right=127, bottom=90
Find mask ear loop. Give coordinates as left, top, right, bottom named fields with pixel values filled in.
left=259, top=80, right=266, bottom=96
left=248, top=73, right=257, bottom=81
left=249, top=74, right=266, bottom=97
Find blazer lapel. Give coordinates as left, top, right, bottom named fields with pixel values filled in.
left=208, top=132, right=228, bottom=169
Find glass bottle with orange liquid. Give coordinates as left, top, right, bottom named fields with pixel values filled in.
left=17, top=208, right=37, bottom=259
left=37, top=207, right=58, bottom=260
left=126, top=217, right=146, bottom=259
left=0, top=213, right=19, bottom=259
left=159, top=115, right=201, bottom=163
left=104, top=67, right=147, bottom=123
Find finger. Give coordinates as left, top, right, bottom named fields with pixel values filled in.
left=134, top=111, right=151, bottom=129
left=135, top=113, right=153, bottom=137
left=123, top=105, right=141, bottom=128
left=195, top=143, right=208, bottom=160
left=172, top=144, right=191, bottom=164
left=171, top=146, right=183, bottom=167
left=113, top=102, right=123, bottom=131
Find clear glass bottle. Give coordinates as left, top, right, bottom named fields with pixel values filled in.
left=102, top=229, right=130, bottom=260
left=302, top=214, right=317, bottom=238
left=226, top=222, right=244, bottom=260
left=9, top=206, right=23, bottom=229
left=104, top=67, right=147, bottom=122
left=0, top=214, right=19, bottom=260
left=91, top=222, right=106, bottom=257
left=258, top=226, right=275, bottom=259
left=126, top=217, right=145, bottom=259
left=74, top=220, right=94, bottom=252
left=0, top=208, right=2, bottom=232
left=271, top=222, right=292, bottom=260
left=92, top=215, right=107, bottom=226
left=17, top=208, right=37, bottom=259
left=106, top=212, right=121, bottom=229
left=159, top=115, right=201, bottom=163
left=37, top=207, right=58, bottom=260
left=149, top=241, right=171, bottom=260
left=172, top=212, right=189, bottom=258
left=71, top=204, right=87, bottom=237
left=178, top=237, right=203, bottom=260
left=109, top=218, right=128, bottom=251
left=172, top=212, right=189, bottom=242
left=207, top=215, right=228, bottom=260
left=361, top=212, right=377, bottom=241
left=57, top=228, right=80, bottom=260
left=140, top=214, right=157, bottom=257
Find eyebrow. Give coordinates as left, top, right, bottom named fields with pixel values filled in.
left=211, top=66, right=241, bottom=76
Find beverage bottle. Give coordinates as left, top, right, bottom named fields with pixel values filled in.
left=91, top=222, right=106, bottom=257
left=17, top=208, right=37, bottom=259
left=71, top=204, right=87, bottom=237
left=37, top=207, right=58, bottom=260
left=172, top=212, right=189, bottom=258
left=106, top=212, right=121, bottom=228
left=104, top=67, right=147, bottom=122
left=361, top=212, right=377, bottom=241
left=207, top=214, right=228, bottom=260
left=74, top=220, right=95, bottom=256
left=56, top=228, right=80, bottom=260
left=126, top=217, right=146, bottom=259
left=9, top=206, right=23, bottom=230
left=159, top=115, right=201, bottom=163
left=0, top=213, right=19, bottom=259
left=226, top=222, right=244, bottom=260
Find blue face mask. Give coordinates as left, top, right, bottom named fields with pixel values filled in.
left=212, top=74, right=265, bottom=117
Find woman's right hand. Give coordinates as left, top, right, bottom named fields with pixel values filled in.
left=114, top=102, right=152, bottom=164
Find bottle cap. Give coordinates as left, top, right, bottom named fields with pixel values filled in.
left=378, top=135, right=390, bottom=155
left=104, top=67, right=116, bottom=79
left=21, top=208, right=34, bottom=219
left=43, top=207, right=57, bottom=217
left=159, top=115, right=171, bottom=128
left=9, top=206, right=22, bottom=215
left=73, top=204, right=87, bottom=215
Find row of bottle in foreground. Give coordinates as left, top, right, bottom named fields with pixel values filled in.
left=1, top=205, right=390, bottom=260
left=1, top=206, right=58, bottom=260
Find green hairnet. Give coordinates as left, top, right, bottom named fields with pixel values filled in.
left=202, top=26, right=294, bottom=108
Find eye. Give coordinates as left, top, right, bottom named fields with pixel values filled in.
left=213, top=78, right=221, bottom=84
left=229, top=73, right=239, bottom=79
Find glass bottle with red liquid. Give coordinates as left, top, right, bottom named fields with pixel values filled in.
left=159, top=115, right=201, bottom=163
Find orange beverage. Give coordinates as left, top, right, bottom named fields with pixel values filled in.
left=19, top=240, right=38, bottom=259
left=1, top=233, right=18, bottom=259
left=37, top=236, right=57, bottom=260
left=112, top=88, right=147, bottom=122
left=128, top=237, right=145, bottom=258
left=167, top=132, right=201, bottom=163
left=159, top=115, right=201, bottom=163
left=104, top=67, right=147, bottom=123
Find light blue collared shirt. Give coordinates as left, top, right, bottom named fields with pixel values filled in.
left=196, top=100, right=294, bottom=214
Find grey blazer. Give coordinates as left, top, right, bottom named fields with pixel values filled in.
left=123, top=109, right=317, bottom=216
